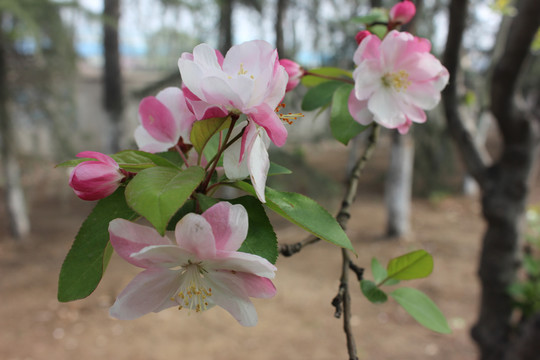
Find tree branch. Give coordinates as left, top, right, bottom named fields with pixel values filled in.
left=279, top=124, right=380, bottom=256
left=441, top=0, right=488, bottom=187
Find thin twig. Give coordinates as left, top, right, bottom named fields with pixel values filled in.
left=278, top=124, right=380, bottom=256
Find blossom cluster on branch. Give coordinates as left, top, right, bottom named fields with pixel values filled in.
left=59, top=1, right=450, bottom=347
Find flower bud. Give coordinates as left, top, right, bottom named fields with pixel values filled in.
left=279, top=59, right=303, bottom=92
left=69, top=151, right=125, bottom=201
left=389, top=0, right=416, bottom=26
left=355, top=30, right=371, bottom=45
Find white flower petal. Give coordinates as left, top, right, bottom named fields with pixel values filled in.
left=109, top=268, right=180, bottom=320
left=202, top=202, right=249, bottom=252
left=130, top=245, right=194, bottom=268
left=247, top=129, right=270, bottom=203
left=209, top=251, right=277, bottom=278
left=174, top=213, right=216, bottom=259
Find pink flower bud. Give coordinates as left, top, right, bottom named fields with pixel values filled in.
left=279, top=59, right=303, bottom=92
left=355, top=30, right=371, bottom=45
left=69, top=151, right=125, bottom=201
left=389, top=0, right=416, bottom=25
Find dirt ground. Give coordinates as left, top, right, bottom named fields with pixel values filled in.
left=0, top=140, right=486, bottom=360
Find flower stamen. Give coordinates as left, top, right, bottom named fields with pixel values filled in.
left=275, top=103, right=304, bottom=125
left=382, top=70, right=411, bottom=92
left=174, top=262, right=212, bottom=313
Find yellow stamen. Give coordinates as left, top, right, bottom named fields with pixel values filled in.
left=275, top=103, right=303, bottom=125
left=382, top=70, right=411, bottom=92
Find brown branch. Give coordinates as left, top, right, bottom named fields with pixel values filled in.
left=279, top=124, right=380, bottom=256
left=441, top=0, right=488, bottom=188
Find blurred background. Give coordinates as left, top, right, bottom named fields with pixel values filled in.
left=0, top=0, right=539, bottom=359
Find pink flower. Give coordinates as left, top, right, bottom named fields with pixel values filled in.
left=135, top=87, right=196, bottom=153
left=223, top=122, right=270, bottom=202
left=348, top=30, right=449, bottom=133
left=69, top=151, right=125, bottom=201
left=108, top=202, right=277, bottom=326
left=178, top=40, right=289, bottom=147
left=389, top=0, right=416, bottom=26
left=279, top=59, right=303, bottom=92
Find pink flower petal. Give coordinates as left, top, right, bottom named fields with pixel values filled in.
left=174, top=213, right=216, bottom=259
left=134, top=125, right=173, bottom=153
left=209, top=251, right=277, bottom=278
left=76, top=151, right=118, bottom=168
left=233, top=272, right=276, bottom=299
left=138, top=96, right=178, bottom=143
left=207, top=271, right=258, bottom=326
left=202, top=202, right=249, bottom=252
left=247, top=103, right=287, bottom=147
left=109, top=219, right=172, bottom=268
left=109, top=268, right=180, bottom=320
left=155, top=87, right=196, bottom=142
left=348, top=90, right=374, bottom=126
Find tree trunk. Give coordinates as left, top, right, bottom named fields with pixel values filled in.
left=103, top=0, right=123, bottom=153
left=0, top=13, right=30, bottom=240
left=385, top=131, right=414, bottom=238
left=442, top=0, right=540, bottom=359
left=218, top=0, right=233, bottom=54
left=275, top=0, right=287, bottom=57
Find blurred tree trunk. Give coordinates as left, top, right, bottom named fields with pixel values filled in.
left=442, top=0, right=540, bottom=359
left=275, top=0, right=287, bottom=57
left=385, top=131, right=414, bottom=238
left=218, top=0, right=233, bottom=54
left=103, top=0, right=123, bottom=153
left=0, top=13, right=30, bottom=240
left=384, top=0, right=422, bottom=238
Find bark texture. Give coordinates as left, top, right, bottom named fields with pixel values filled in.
left=442, top=0, right=540, bottom=359
left=0, top=13, right=30, bottom=240
left=103, top=0, right=123, bottom=153
left=275, top=0, right=287, bottom=57
left=218, top=0, right=233, bottom=54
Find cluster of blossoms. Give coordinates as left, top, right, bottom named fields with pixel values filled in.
left=65, top=0, right=448, bottom=328
left=348, top=0, right=449, bottom=134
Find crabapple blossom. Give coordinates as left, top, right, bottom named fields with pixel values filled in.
left=108, top=202, right=277, bottom=326
left=279, top=59, right=303, bottom=92
left=355, top=30, right=371, bottom=45
left=178, top=40, right=289, bottom=147
left=69, top=151, right=125, bottom=201
left=389, top=0, right=416, bottom=26
left=223, top=122, right=270, bottom=203
left=135, top=87, right=196, bottom=153
left=348, top=30, right=449, bottom=133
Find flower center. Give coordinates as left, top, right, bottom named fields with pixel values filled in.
left=382, top=70, right=411, bottom=92
left=172, top=261, right=212, bottom=313
left=275, top=103, right=304, bottom=125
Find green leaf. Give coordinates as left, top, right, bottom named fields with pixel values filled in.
left=390, top=287, right=451, bottom=334
left=330, top=84, right=369, bottom=145
left=351, top=9, right=388, bottom=25
left=125, top=166, right=205, bottom=235
left=196, top=194, right=278, bottom=264
left=111, top=150, right=180, bottom=172
left=232, top=181, right=355, bottom=253
left=369, top=24, right=388, bottom=39
left=58, top=188, right=138, bottom=302
left=301, top=81, right=346, bottom=111
left=371, top=258, right=387, bottom=284
left=190, top=116, right=231, bottom=155
left=361, top=280, right=388, bottom=304
left=387, top=249, right=433, bottom=280
left=268, top=162, right=292, bottom=176
left=231, top=196, right=278, bottom=264
left=56, top=158, right=95, bottom=168
left=301, top=67, right=353, bottom=87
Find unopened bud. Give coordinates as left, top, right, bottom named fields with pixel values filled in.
left=389, top=0, right=416, bottom=26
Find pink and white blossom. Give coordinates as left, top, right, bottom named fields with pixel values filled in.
left=389, top=0, right=416, bottom=26
left=178, top=40, right=289, bottom=147
left=223, top=122, right=270, bottom=203
left=279, top=59, right=303, bottom=92
left=348, top=30, right=449, bottom=133
left=108, top=202, right=277, bottom=326
left=135, top=87, right=196, bottom=153
left=69, top=151, right=125, bottom=201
